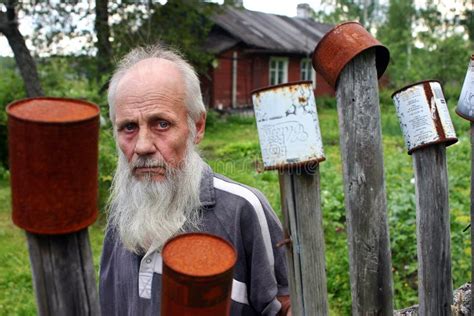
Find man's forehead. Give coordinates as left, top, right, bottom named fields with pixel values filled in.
left=118, top=58, right=184, bottom=89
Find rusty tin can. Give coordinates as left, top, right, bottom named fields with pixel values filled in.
left=312, top=21, right=390, bottom=89
left=392, top=80, right=457, bottom=154
left=7, top=97, right=100, bottom=234
left=456, top=55, right=474, bottom=121
left=251, top=81, right=325, bottom=170
left=161, top=233, right=237, bottom=316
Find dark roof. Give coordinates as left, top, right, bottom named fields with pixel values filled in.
left=206, top=7, right=333, bottom=55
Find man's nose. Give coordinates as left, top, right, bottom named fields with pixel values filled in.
left=134, top=128, right=156, bottom=156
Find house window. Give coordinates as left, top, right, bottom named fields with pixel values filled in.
left=300, top=58, right=316, bottom=84
left=269, top=57, right=288, bottom=85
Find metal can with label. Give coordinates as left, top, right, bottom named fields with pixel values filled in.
left=456, top=55, right=474, bottom=121
left=251, top=81, right=325, bottom=170
left=392, top=80, right=457, bottom=154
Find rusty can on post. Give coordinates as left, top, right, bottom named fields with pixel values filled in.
left=7, top=97, right=100, bottom=234
left=456, top=55, right=474, bottom=121
left=392, top=80, right=457, bottom=154
left=312, top=21, right=390, bottom=89
left=161, top=233, right=237, bottom=316
left=251, top=81, right=325, bottom=171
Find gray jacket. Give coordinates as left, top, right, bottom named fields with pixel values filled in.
left=99, top=164, right=289, bottom=315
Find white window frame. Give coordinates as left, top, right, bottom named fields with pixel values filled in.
left=269, top=57, right=288, bottom=85
left=300, top=58, right=316, bottom=85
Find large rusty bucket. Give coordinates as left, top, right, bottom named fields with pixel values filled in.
left=161, top=233, right=237, bottom=316
left=7, top=97, right=100, bottom=234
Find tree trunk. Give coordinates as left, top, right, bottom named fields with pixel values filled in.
left=95, top=0, right=112, bottom=78
left=0, top=1, right=43, bottom=97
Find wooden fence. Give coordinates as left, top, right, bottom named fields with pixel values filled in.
left=266, top=22, right=471, bottom=316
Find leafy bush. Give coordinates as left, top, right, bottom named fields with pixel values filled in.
left=204, top=109, right=220, bottom=130
left=316, top=95, right=337, bottom=109
left=0, top=60, right=27, bottom=169
left=98, top=126, right=117, bottom=211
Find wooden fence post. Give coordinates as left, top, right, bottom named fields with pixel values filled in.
left=335, top=49, right=394, bottom=315
left=251, top=81, right=328, bottom=315
left=27, top=230, right=100, bottom=316
left=392, top=80, right=458, bottom=315
left=471, top=123, right=474, bottom=314
left=279, top=166, right=328, bottom=315
left=412, top=145, right=452, bottom=315
left=312, top=22, right=393, bottom=315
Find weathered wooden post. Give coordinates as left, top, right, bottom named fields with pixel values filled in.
left=455, top=54, right=474, bottom=314
left=312, top=22, right=394, bottom=315
left=392, top=81, right=457, bottom=315
left=252, top=81, right=328, bottom=315
left=7, top=97, right=100, bottom=316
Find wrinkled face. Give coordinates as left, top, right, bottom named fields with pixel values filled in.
left=114, top=58, right=191, bottom=181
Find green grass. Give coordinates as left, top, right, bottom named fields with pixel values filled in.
left=0, top=99, right=471, bottom=314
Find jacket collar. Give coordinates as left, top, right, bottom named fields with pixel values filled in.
left=199, top=163, right=216, bottom=208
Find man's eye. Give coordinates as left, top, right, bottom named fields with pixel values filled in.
left=122, top=123, right=136, bottom=132
left=157, top=121, right=170, bottom=129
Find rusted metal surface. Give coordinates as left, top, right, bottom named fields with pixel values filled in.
left=7, top=97, right=100, bottom=234
left=392, top=80, right=457, bottom=154
left=251, top=81, right=325, bottom=171
left=456, top=55, right=474, bottom=121
left=161, top=232, right=237, bottom=316
left=312, top=21, right=390, bottom=89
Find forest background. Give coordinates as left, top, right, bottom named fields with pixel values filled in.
left=0, top=0, right=473, bottom=314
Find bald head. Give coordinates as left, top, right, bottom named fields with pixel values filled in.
left=114, top=58, right=186, bottom=114
left=108, top=45, right=206, bottom=126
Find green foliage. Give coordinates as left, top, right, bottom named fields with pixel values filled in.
left=312, top=0, right=383, bottom=30
left=0, top=58, right=27, bottom=169
left=98, top=126, right=117, bottom=210
left=316, top=95, right=337, bottom=109
left=111, top=0, right=217, bottom=74
left=376, top=0, right=471, bottom=89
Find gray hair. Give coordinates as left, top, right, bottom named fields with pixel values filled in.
left=107, top=44, right=206, bottom=125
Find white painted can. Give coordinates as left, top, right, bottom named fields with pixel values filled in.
left=456, top=55, right=474, bottom=121
left=251, top=81, right=325, bottom=170
left=392, top=80, right=457, bottom=154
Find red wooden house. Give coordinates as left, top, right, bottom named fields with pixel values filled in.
left=201, top=5, right=334, bottom=110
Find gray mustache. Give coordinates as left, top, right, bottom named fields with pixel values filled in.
left=132, top=157, right=167, bottom=169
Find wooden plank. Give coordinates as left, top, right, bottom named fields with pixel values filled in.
left=335, top=48, right=394, bottom=315
left=26, top=229, right=100, bottom=316
left=471, top=123, right=474, bottom=315
left=412, top=144, right=453, bottom=315
left=279, top=172, right=304, bottom=316
left=279, top=165, right=328, bottom=316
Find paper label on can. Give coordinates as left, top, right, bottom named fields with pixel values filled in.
left=458, top=59, right=474, bottom=119
left=252, top=83, right=324, bottom=168
left=393, top=85, right=440, bottom=151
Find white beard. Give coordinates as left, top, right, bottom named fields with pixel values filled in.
left=107, top=140, right=204, bottom=254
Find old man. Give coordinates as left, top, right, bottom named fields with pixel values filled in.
left=99, top=45, right=290, bottom=315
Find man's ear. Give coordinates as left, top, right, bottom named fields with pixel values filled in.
left=193, top=112, right=206, bottom=144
